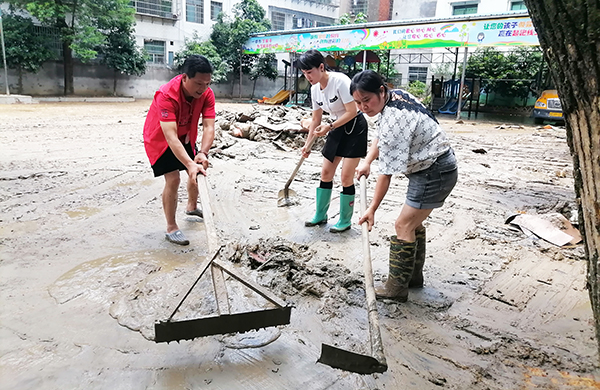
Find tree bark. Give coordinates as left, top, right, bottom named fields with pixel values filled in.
left=63, top=40, right=74, bottom=95
left=524, top=0, right=600, bottom=356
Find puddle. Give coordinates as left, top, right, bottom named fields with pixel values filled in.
left=65, top=206, right=101, bottom=219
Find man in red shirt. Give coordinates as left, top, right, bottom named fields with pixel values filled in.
left=143, top=55, right=216, bottom=245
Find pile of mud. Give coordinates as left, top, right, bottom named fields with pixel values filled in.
left=50, top=237, right=367, bottom=342
left=210, top=105, right=327, bottom=155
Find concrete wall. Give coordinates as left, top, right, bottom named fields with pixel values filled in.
left=0, top=60, right=290, bottom=99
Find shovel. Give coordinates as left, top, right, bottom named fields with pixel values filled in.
left=277, top=136, right=316, bottom=207
left=317, top=175, right=388, bottom=374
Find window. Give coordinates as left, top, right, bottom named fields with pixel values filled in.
left=293, top=16, right=312, bottom=29
left=186, top=0, right=204, bottom=23
left=351, top=0, right=368, bottom=16
left=272, top=11, right=285, bottom=30
left=408, top=67, right=428, bottom=83
left=144, top=40, right=165, bottom=64
left=510, top=1, right=527, bottom=10
left=452, top=3, right=478, bottom=15
left=210, top=1, right=222, bottom=20
left=131, top=0, right=173, bottom=18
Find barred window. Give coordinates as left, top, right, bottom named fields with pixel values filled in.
left=144, top=40, right=165, bottom=64
left=131, top=0, right=173, bottom=18
left=408, top=67, right=428, bottom=83
left=210, top=1, right=222, bottom=20
left=186, top=0, right=204, bottom=23
left=452, top=3, right=478, bottom=15
left=272, top=11, right=285, bottom=30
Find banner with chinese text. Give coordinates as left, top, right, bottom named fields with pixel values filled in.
left=243, top=16, right=538, bottom=54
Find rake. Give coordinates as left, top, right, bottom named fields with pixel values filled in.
left=154, top=175, right=291, bottom=343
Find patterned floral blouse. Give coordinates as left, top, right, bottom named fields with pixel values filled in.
left=376, top=89, right=450, bottom=175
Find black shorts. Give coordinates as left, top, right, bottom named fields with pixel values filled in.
left=322, top=113, right=368, bottom=162
left=151, top=143, right=195, bottom=177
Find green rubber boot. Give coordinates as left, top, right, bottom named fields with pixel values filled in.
left=329, top=193, right=355, bottom=233
left=305, top=187, right=332, bottom=227
left=409, top=226, right=426, bottom=288
left=375, top=236, right=416, bottom=302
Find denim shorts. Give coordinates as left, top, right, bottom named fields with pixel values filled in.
left=405, top=148, right=458, bottom=209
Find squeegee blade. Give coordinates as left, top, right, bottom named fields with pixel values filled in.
left=154, top=307, right=291, bottom=343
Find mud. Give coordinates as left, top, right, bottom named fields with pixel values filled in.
left=1, top=100, right=599, bottom=389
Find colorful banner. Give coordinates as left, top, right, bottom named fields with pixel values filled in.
left=243, top=16, right=538, bottom=54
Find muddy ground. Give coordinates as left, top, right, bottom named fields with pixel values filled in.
left=1, top=100, right=599, bottom=389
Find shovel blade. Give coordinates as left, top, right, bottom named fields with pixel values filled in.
left=317, top=343, right=388, bottom=375
left=277, top=188, right=297, bottom=207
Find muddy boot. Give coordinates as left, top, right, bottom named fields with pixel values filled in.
left=409, top=226, right=426, bottom=288
left=330, top=193, right=354, bottom=233
left=375, top=236, right=416, bottom=302
left=305, top=187, right=332, bottom=227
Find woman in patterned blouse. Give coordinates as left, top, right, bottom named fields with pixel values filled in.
left=351, top=70, right=458, bottom=302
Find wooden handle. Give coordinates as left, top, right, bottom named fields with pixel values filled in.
left=198, top=174, right=219, bottom=253
left=359, top=175, right=387, bottom=366
left=284, top=136, right=316, bottom=190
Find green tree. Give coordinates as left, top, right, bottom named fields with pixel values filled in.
left=338, top=12, right=367, bottom=25
left=210, top=0, right=272, bottom=88
left=249, top=53, right=277, bottom=98
left=97, top=14, right=146, bottom=95
left=8, top=0, right=139, bottom=95
left=0, top=13, right=56, bottom=94
left=174, top=34, right=229, bottom=83
left=466, top=46, right=543, bottom=103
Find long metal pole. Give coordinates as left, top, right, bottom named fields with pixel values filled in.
left=0, top=9, right=10, bottom=95
left=456, top=46, right=468, bottom=120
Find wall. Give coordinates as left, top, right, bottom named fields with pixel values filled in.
left=0, top=60, right=290, bottom=99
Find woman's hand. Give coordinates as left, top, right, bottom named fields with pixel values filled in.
left=301, top=143, right=311, bottom=159
left=313, top=123, right=332, bottom=137
left=356, top=161, right=371, bottom=179
left=359, top=207, right=375, bottom=231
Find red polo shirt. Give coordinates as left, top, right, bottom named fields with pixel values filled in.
left=143, top=74, right=216, bottom=165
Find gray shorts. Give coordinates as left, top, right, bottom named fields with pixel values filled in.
left=405, top=148, right=458, bottom=209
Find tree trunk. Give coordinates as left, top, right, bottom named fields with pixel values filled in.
left=63, top=40, right=74, bottom=95
left=525, top=0, right=600, bottom=357
left=251, top=78, right=257, bottom=100
left=113, top=69, right=118, bottom=96
left=17, top=67, right=23, bottom=95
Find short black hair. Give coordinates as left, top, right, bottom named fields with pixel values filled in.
left=297, top=49, right=326, bottom=71
left=181, top=55, right=213, bottom=78
left=350, top=70, right=388, bottom=95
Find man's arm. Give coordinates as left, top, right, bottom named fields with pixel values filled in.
left=161, top=121, right=205, bottom=178
left=195, top=117, right=215, bottom=169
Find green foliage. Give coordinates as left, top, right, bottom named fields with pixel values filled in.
left=97, top=20, right=146, bottom=77
left=210, top=0, right=272, bottom=77
left=0, top=13, right=56, bottom=73
left=174, top=35, right=229, bottom=83
left=8, top=0, right=142, bottom=94
left=466, top=46, right=543, bottom=100
left=406, top=80, right=429, bottom=100
left=338, top=12, right=367, bottom=25
left=250, top=53, right=277, bottom=81
left=95, top=0, right=146, bottom=77
left=430, top=63, right=453, bottom=79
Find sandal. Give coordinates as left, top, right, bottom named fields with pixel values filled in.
left=185, top=208, right=203, bottom=218
left=165, top=230, right=189, bottom=246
